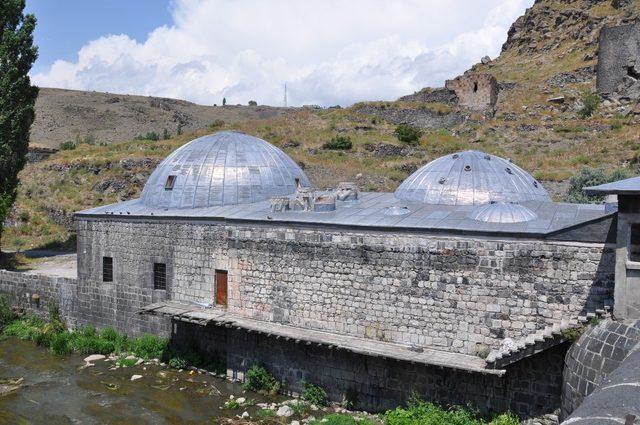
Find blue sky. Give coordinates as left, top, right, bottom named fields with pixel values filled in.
left=26, top=0, right=172, bottom=74
left=28, top=0, right=533, bottom=106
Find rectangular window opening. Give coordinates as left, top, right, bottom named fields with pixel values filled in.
left=102, top=256, right=113, bottom=282
left=165, top=175, right=177, bottom=191
left=630, top=223, right=640, bottom=263
left=154, top=263, right=167, bottom=290
left=215, top=269, right=228, bottom=307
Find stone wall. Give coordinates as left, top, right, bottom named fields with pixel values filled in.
left=172, top=320, right=568, bottom=417
left=560, top=318, right=640, bottom=419
left=596, top=22, right=640, bottom=94
left=77, top=218, right=615, bottom=356
left=0, top=270, right=77, bottom=324
left=445, top=73, right=498, bottom=111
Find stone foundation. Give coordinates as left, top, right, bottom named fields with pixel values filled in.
left=172, top=320, right=568, bottom=418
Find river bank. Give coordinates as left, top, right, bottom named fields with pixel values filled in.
left=0, top=297, right=520, bottom=424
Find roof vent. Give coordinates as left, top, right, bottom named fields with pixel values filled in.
left=383, top=205, right=411, bottom=216
left=452, top=154, right=459, bottom=159
left=313, top=195, right=336, bottom=212
left=469, top=202, right=537, bottom=223
left=505, top=167, right=513, bottom=175
left=484, top=155, right=491, bottom=160
left=438, top=177, right=446, bottom=184
left=464, top=165, right=471, bottom=171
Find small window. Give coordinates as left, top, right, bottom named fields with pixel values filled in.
left=630, top=224, right=640, bottom=262
left=215, top=270, right=228, bottom=307
left=154, top=263, right=167, bottom=290
left=165, top=175, right=177, bottom=190
left=102, top=257, right=113, bottom=282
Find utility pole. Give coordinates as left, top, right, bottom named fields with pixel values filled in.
left=283, top=83, right=287, bottom=108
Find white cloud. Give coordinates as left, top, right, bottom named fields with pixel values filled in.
left=33, top=0, right=534, bottom=106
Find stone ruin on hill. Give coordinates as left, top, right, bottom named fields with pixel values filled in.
left=445, top=73, right=498, bottom=113
left=597, top=21, right=640, bottom=102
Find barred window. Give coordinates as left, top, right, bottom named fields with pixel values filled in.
left=154, top=263, right=167, bottom=290
left=102, top=257, right=113, bottom=282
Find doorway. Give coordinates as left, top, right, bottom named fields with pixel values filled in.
left=215, top=270, right=228, bottom=307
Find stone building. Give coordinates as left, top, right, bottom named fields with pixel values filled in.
left=597, top=21, right=640, bottom=97
left=62, top=130, right=632, bottom=418
left=445, top=73, right=498, bottom=112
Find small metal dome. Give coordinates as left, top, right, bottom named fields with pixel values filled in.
left=141, top=131, right=310, bottom=209
left=394, top=150, right=550, bottom=205
left=469, top=202, right=537, bottom=223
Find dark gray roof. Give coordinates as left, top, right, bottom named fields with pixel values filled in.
left=77, top=192, right=610, bottom=238
left=141, top=131, right=310, bottom=209
left=395, top=150, right=551, bottom=205
left=584, top=176, right=640, bottom=196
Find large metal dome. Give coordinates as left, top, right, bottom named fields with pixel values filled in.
left=141, top=131, right=310, bottom=209
left=394, top=150, right=550, bottom=205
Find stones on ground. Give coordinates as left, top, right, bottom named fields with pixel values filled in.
left=241, top=411, right=249, bottom=419
left=130, top=374, right=143, bottom=381
left=277, top=405, right=294, bottom=417
left=547, top=96, right=565, bottom=104
left=290, top=421, right=300, bottom=425
left=481, top=56, right=491, bottom=64
left=84, top=354, right=106, bottom=363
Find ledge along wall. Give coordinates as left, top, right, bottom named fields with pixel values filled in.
left=172, top=320, right=568, bottom=416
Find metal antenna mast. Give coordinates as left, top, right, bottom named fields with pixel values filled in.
left=283, top=83, right=287, bottom=107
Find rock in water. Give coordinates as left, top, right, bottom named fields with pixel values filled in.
left=276, top=405, right=294, bottom=417
left=130, top=375, right=143, bottom=381
left=83, top=354, right=106, bottom=363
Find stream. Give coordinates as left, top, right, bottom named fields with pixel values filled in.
left=0, top=337, right=277, bottom=424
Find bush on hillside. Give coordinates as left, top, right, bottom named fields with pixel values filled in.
left=393, top=124, right=423, bottom=145
left=322, top=135, right=352, bottom=150
left=577, top=91, right=600, bottom=119
left=564, top=166, right=634, bottom=203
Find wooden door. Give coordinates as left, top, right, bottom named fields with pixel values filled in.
left=216, top=270, right=228, bottom=307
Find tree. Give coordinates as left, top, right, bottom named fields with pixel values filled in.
left=564, top=166, right=634, bottom=203
left=0, top=1, right=38, bottom=252
left=222, top=97, right=227, bottom=106
left=248, top=100, right=257, bottom=106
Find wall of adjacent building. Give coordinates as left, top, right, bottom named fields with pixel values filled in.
left=75, top=217, right=615, bottom=356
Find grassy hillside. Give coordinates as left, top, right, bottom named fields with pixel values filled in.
left=4, top=0, right=640, bottom=252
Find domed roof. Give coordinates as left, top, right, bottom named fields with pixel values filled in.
left=394, top=150, right=550, bottom=205
left=469, top=202, right=537, bottom=223
left=141, top=131, right=310, bottom=209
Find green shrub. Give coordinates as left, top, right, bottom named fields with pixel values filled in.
left=223, top=399, right=241, bottom=409
left=310, top=414, right=374, bottom=425
left=322, top=135, right=352, bottom=150
left=3, top=316, right=43, bottom=340
left=59, top=141, right=76, bottom=151
left=257, top=408, right=276, bottom=419
left=162, top=128, right=170, bottom=140
left=168, top=356, right=189, bottom=369
left=248, top=100, right=258, bottom=106
left=564, top=167, right=635, bottom=203
left=578, top=91, right=600, bottom=119
left=50, top=332, right=72, bottom=355
left=301, top=380, right=328, bottom=406
left=393, top=124, right=423, bottom=145
left=134, top=132, right=160, bottom=141
left=383, top=396, right=518, bottom=425
left=116, top=356, right=138, bottom=367
left=210, top=119, right=225, bottom=129
left=243, top=364, right=281, bottom=395
left=0, top=295, right=16, bottom=330
left=130, top=333, right=167, bottom=359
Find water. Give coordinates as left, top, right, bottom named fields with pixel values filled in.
left=0, top=338, right=272, bottom=424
